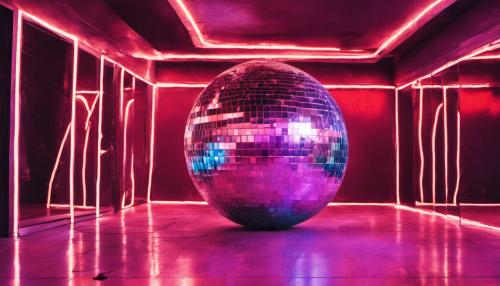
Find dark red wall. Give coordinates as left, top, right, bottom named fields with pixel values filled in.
left=151, top=79, right=397, bottom=202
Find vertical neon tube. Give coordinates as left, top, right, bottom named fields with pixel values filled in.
left=147, top=86, right=157, bottom=202
left=96, top=56, right=104, bottom=217
left=443, top=88, right=449, bottom=204
left=395, top=89, right=400, bottom=205
left=119, top=68, right=124, bottom=120
left=418, top=86, right=425, bottom=203
left=431, top=103, right=443, bottom=204
left=453, top=111, right=461, bottom=205
left=122, top=99, right=134, bottom=208
left=69, top=41, right=79, bottom=224
left=10, top=10, right=22, bottom=237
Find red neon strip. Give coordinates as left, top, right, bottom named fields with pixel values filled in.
left=164, top=0, right=445, bottom=57
left=453, top=111, right=460, bottom=205
left=147, top=86, right=158, bottom=202
left=395, top=89, right=400, bottom=205
left=432, top=103, right=444, bottom=204
left=149, top=201, right=395, bottom=206
left=443, top=88, right=449, bottom=204
left=418, top=86, right=425, bottom=202
left=11, top=10, right=22, bottom=237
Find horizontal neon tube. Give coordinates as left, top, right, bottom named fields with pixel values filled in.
left=415, top=202, right=500, bottom=207
left=49, top=203, right=96, bottom=210
left=149, top=201, right=395, bottom=206
left=156, top=82, right=396, bottom=90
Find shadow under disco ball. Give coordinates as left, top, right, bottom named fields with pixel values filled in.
left=184, top=60, right=348, bottom=229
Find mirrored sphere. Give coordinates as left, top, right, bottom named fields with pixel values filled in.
left=184, top=60, right=348, bottom=229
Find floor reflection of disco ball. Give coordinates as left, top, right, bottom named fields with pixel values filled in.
left=184, top=60, right=348, bottom=229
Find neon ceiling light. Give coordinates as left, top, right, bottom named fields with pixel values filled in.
left=152, top=0, right=447, bottom=60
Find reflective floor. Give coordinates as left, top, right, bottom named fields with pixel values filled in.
left=2, top=204, right=500, bottom=285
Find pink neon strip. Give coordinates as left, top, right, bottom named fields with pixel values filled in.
left=453, top=111, right=461, bottom=205
left=395, top=89, right=400, bottom=205
left=156, top=82, right=396, bottom=90
left=149, top=201, right=395, bottom=206
left=122, top=99, right=135, bottom=208
left=147, top=86, right=158, bottom=202
left=119, top=68, right=125, bottom=120
left=443, top=88, right=449, bottom=204
left=76, top=90, right=100, bottom=94
left=469, top=54, right=500, bottom=60
left=11, top=10, right=22, bottom=237
left=49, top=203, right=96, bottom=210
left=165, top=0, right=445, bottom=57
left=69, top=40, right=79, bottom=224
left=96, top=56, right=104, bottom=217
left=432, top=103, right=444, bottom=204
left=46, top=124, right=71, bottom=208
left=80, top=95, right=99, bottom=206
left=418, top=86, right=425, bottom=202
left=414, top=202, right=500, bottom=207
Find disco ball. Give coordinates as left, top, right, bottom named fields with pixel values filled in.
left=184, top=60, right=348, bottom=229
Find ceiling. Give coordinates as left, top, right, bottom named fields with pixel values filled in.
left=103, top=0, right=462, bottom=61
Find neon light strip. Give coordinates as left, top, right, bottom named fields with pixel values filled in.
left=76, top=90, right=100, bottom=94
left=162, top=0, right=445, bottom=57
left=415, top=202, right=500, bottom=206
left=10, top=10, right=22, bottom=237
left=80, top=95, right=99, bottom=206
left=123, top=155, right=135, bottom=209
left=443, top=88, right=449, bottom=204
left=119, top=68, right=124, bottom=120
left=418, top=86, right=425, bottom=202
left=149, top=201, right=396, bottom=206
left=327, top=202, right=395, bottom=206
left=469, top=55, right=500, bottom=60
left=96, top=56, right=104, bottom=217
left=453, top=111, right=460, bottom=205
left=46, top=124, right=71, bottom=208
left=69, top=40, right=79, bottom=225
left=147, top=86, right=158, bottom=202
left=395, top=89, right=400, bottom=205
left=156, top=82, right=396, bottom=90
left=415, top=84, right=494, bottom=89
left=122, top=99, right=135, bottom=208
left=140, top=52, right=375, bottom=61
left=431, top=103, right=444, bottom=204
